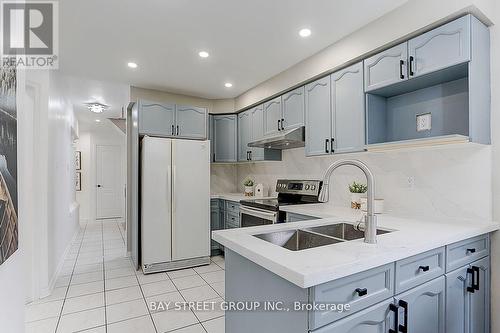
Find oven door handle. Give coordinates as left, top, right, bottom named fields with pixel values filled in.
left=240, top=206, right=278, bottom=221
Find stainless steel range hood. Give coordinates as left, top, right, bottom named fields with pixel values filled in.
left=248, top=126, right=305, bottom=150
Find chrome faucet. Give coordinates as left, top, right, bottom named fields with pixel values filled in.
left=318, top=159, right=377, bottom=244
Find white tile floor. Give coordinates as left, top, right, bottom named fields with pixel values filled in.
left=26, top=219, right=225, bottom=333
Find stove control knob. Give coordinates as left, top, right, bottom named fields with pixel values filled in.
left=311, top=185, right=316, bottom=190
left=305, top=185, right=310, bottom=190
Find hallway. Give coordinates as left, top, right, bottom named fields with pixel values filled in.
left=25, top=220, right=225, bottom=333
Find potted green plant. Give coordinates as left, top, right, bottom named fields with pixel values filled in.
left=243, top=178, right=255, bottom=196
left=349, top=181, right=367, bottom=209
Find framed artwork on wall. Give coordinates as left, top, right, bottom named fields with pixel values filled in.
left=76, top=172, right=82, bottom=191
left=75, top=151, right=81, bottom=170
left=0, top=65, right=18, bottom=266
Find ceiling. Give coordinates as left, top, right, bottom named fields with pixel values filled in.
left=60, top=0, right=408, bottom=100
left=59, top=76, right=130, bottom=131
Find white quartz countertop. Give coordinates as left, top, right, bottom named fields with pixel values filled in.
left=211, top=193, right=275, bottom=202
left=212, top=204, right=499, bottom=288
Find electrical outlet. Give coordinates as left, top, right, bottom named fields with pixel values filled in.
left=416, top=113, right=432, bottom=132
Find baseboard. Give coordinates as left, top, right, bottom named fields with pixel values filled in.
left=39, top=226, right=80, bottom=298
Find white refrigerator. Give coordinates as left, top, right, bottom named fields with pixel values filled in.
left=141, top=136, right=210, bottom=274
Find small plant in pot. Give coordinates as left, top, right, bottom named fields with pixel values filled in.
left=349, top=181, right=367, bottom=209
left=243, top=178, right=255, bottom=196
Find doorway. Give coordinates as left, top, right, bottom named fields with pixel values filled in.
left=96, top=144, right=123, bottom=219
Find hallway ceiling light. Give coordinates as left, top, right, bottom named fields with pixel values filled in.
left=224, top=82, right=233, bottom=88
left=87, top=103, right=108, bottom=114
left=299, top=28, right=312, bottom=38
left=198, top=51, right=209, bottom=58
left=127, top=62, right=138, bottom=68
left=95, top=119, right=101, bottom=122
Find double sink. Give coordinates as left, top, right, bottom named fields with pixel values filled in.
left=254, top=223, right=391, bottom=251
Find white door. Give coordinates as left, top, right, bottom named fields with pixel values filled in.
left=96, top=145, right=123, bottom=219
left=172, top=140, right=210, bottom=261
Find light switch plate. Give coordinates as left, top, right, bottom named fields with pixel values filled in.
left=416, top=113, right=432, bottom=132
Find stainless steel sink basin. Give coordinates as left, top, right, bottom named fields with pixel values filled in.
left=254, top=229, right=343, bottom=251
left=304, top=223, right=391, bottom=241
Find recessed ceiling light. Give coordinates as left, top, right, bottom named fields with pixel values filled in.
left=198, top=51, right=209, bottom=58
left=95, top=119, right=101, bottom=123
left=299, top=28, right=312, bottom=38
left=224, top=82, right=233, bottom=88
left=87, top=103, right=108, bottom=113
left=127, top=62, right=138, bottom=68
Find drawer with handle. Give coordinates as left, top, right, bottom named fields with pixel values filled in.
left=309, top=263, right=394, bottom=329
left=395, top=247, right=445, bottom=294
left=446, top=234, right=489, bottom=272
left=225, top=212, right=240, bottom=229
left=225, top=200, right=240, bottom=215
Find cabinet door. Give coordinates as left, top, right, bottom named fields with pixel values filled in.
left=408, top=15, right=470, bottom=78
left=446, top=257, right=490, bottom=333
left=238, top=111, right=252, bottom=161
left=213, top=115, right=237, bottom=162
left=396, top=276, right=445, bottom=333
left=364, top=42, right=408, bottom=92
left=305, top=76, right=332, bottom=156
left=138, top=100, right=175, bottom=136
left=313, top=299, right=394, bottom=333
left=209, top=115, right=214, bottom=162
left=282, top=86, right=305, bottom=130
left=250, top=105, right=265, bottom=161
left=210, top=206, right=220, bottom=251
left=263, top=96, right=282, bottom=136
left=331, top=62, right=365, bottom=154
left=175, top=105, right=207, bottom=139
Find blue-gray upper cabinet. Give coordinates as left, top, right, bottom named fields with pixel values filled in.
left=364, top=43, right=408, bottom=92
left=249, top=105, right=265, bottom=161
left=395, top=276, right=446, bottom=333
left=138, top=100, right=176, bottom=136
left=209, top=115, right=214, bottom=161
left=263, top=97, right=282, bottom=136
left=445, top=256, right=489, bottom=333
left=408, top=15, right=470, bottom=79
left=175, top=105, right=207, bottom=139
left=305, top=76, right=332, bottom=157
left=238, top=110, right=252, bottom=161
left=313, top=299, right=394, bottom=332
left=331, top=62, right=365, bottom=154
left=213, top=115, right=237, bottom=162
left=282, top=86, right=305, bottom=130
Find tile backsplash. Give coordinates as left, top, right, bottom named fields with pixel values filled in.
left=212, top=145, right=493, bottom=221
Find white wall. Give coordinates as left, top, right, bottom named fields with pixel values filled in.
left=46, top=71, right=80, bottom=289
left=76, top=121, right=126, bottom=224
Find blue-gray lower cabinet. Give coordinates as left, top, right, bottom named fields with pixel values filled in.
left=312, top=299, right=394, bottom=332
left=446, top=256, right=490, bottom=333
left=225, top=235, right=490, bottom=333
left=210, top=199, right=224, bottom=255
left=394, top=276, right=446, bottom=333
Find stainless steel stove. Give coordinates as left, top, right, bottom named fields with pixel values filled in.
left=239, top=179, right=322, bottom=227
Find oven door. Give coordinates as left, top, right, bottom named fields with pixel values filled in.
left=239, top=206, right=277, bottom=227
